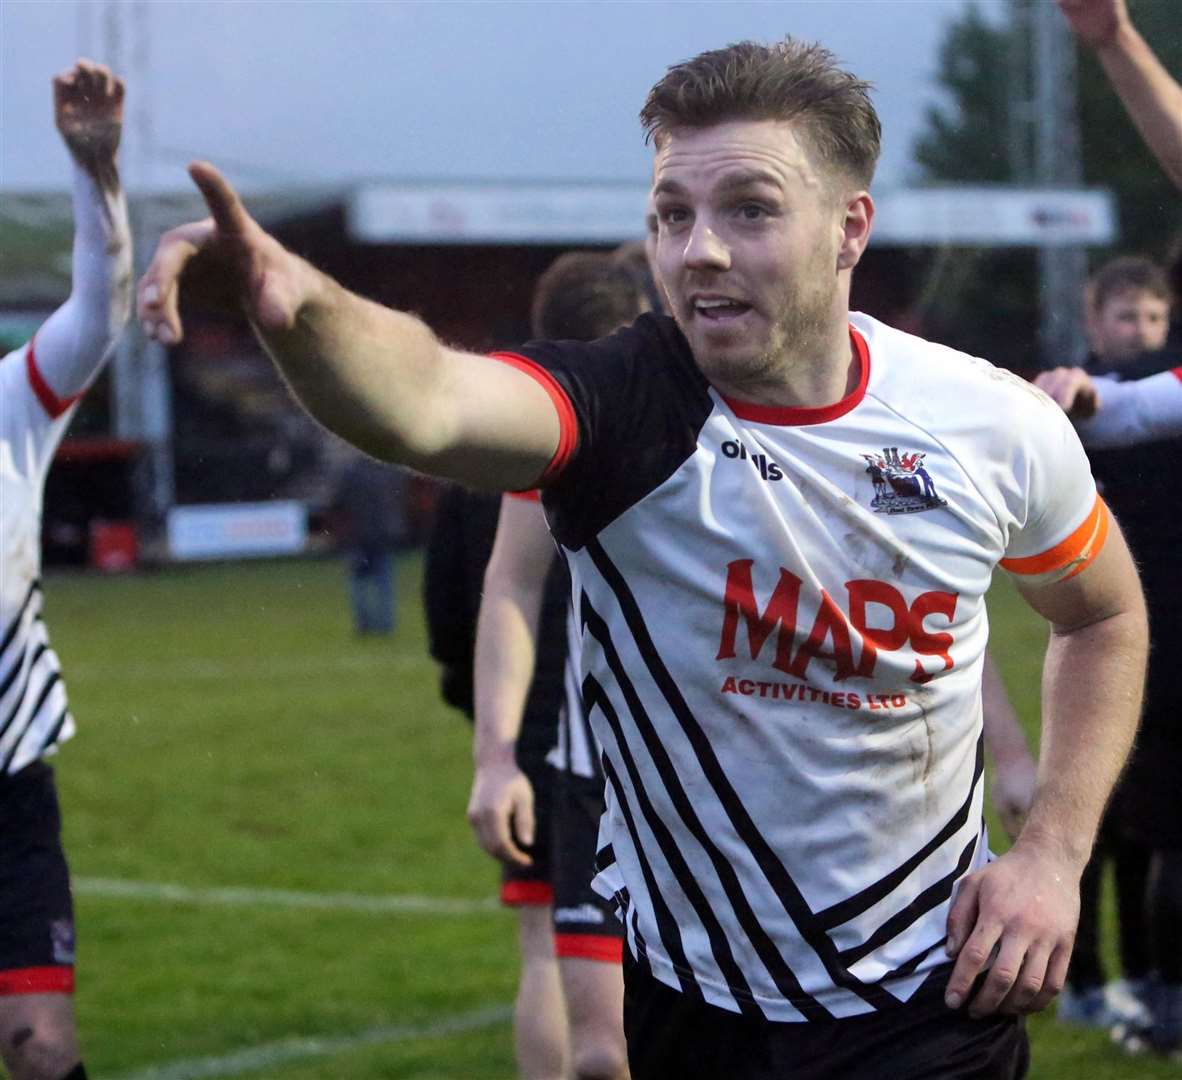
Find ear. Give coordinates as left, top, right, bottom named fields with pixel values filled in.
left=837, top=191, right=874, bottom=272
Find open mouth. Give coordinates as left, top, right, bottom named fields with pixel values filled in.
left=693, top=298, right=752, bottom=322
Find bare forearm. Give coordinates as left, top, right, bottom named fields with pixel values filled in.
left=255, top=272, right=456, bottom=464
left=472, top=584, right=545, bottom=767
left=1019, top=610, right=1146, bottom=869
left=1096, top=22, right=1182, bottom=190
left=254, top=270, right=556, bottom=488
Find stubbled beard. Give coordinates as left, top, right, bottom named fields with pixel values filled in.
left=689, top=274, right=838, bottom=390
left=762, top=274, right=837, bottom=375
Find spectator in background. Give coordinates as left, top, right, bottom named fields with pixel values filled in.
left=1036, top=253, right=1181, bottom=1057
left=1048, top=7, right=1182, bottom=1052
left=0, top=61, right=131, bottom=1080
left=331, top=453, right=407, bottom=636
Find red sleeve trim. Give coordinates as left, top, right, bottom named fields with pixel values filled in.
left=500, top=880, right=554, bottom=907
left=489, top=351, right=578, bottom=487
left=1171, top=367, right=1182, bottom=383
left=26, top=337, right=81, bottom=419
left=720, top=326, right=870, bottom=426
left=1000, top=494, right=1109, bottom=579
left=0, top=965, right=75, bottom=996
left=555, top=932, right=624, bottom=964
left=508, top=489, right=542, bottom=503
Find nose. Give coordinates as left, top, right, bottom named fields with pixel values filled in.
left=682, top=220, right=730, bottom=272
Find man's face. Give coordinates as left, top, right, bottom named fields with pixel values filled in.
left=1091, top=288, right=1170, bottom=365
left=651, top=119, right=852, bottom=392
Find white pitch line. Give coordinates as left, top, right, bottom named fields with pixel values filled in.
left=74, top=877, right=500, bottom=916
left=105, top=1003, right=513, bottom=1080
left=68, top=652, right=429, bottom=684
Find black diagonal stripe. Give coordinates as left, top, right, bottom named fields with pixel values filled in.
left=882, top=938, right=946, bottom=982
left=817, top=735, right=986, bottom=931
left=574, top=691, right=600, bottom=780
left=838, top=833, right=980, bottom=967
left=586, top=612, right=830, bottom=1018
left=591, top=676, right=762, bottom=1016
left=36, top=707, right=71, bottom=757
left=0, top=640, right=51, bottom=736
left=598, top=750, right=702, bottom=1001
left=585, top=541, right=893, bottom=1011
left=629, top=906, right=647, bottom=961
left=0, top=615, right=48, bottom=703
left=1, top=669, right=62, bottom=773
left=0, top=579, right=40, bottom=658
left=594, top=842, right=615, bottom=875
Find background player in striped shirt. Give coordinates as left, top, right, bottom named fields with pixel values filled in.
left=138, top=36, right=1148, bottom=1077
left=469, top=251, right=649, bottom=1080
left=0, top=61, right=132, bottom=1080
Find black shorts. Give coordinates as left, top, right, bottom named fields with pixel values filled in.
left=0, top=762, right=76, bottom=995
left=551, top=771, right=623, bottom=963
left=500, top=749, right=555, bottom=906
left=623, top=954, right=1028, bottom=1080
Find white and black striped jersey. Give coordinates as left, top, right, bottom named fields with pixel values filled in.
left=493, top=311, right=1107, bottom=1021
left=1, top=338, right=82, bottom=774
left=548, top=606, right=602, bottom=781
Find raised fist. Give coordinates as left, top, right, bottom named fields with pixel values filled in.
left=54, top=59, right=124, bottom=170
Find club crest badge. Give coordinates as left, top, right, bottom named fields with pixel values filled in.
left=862, top=447, right=947, bottom=515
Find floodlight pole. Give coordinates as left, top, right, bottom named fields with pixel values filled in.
left=1033, top=2, right=1090, bottom=368
left=103, top=0, right=176, bottom=528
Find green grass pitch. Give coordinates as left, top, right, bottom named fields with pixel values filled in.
left=36, top=557, right=1169, bottom=1078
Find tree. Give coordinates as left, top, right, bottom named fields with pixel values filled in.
left=909, top=0, right=1182, bottom=366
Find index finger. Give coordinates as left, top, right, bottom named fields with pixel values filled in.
left=136, top=218, right=216, bottom=343
left=188, top=161, right=252, bottom=236
left=945, top=918, right=1002, bottom=1010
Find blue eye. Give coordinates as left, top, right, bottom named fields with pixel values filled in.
left=739, top=204, right=766, bottom=220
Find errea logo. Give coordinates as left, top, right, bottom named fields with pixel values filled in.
left=721, top=439, right=784, bottom=482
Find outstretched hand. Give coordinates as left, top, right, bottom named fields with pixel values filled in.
left=1034, top=367, right=1101, bottom=419
left=1056, top=0, right=1128, bottom=49
left=54, top=59, right=124, bottom=179
left=944, top=843, right=1079, bottom=1018
left=138, top=163, right=317, bottom=346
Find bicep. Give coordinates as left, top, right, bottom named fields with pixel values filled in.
left=1015, top=513, right=1144, bottom=632
left=424, top=349, right=565, bottom=492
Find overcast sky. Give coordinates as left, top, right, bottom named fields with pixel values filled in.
left=2, top=0, right=1005, bottom=195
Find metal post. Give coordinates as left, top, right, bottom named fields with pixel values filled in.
left=1033, top=1, right=1090, bottom=367
left=105, top=0, right=176, bottom=529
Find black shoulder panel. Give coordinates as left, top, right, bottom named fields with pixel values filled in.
left=514, top=314, right=712, bottom=550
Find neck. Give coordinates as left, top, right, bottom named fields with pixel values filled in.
left=713, top=312, right=858, bottom=409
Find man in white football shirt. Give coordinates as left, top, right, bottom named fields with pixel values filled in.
left=139, top=38, right=1146, bottom=1078
left=0, top=62, right=132, bottom=1080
